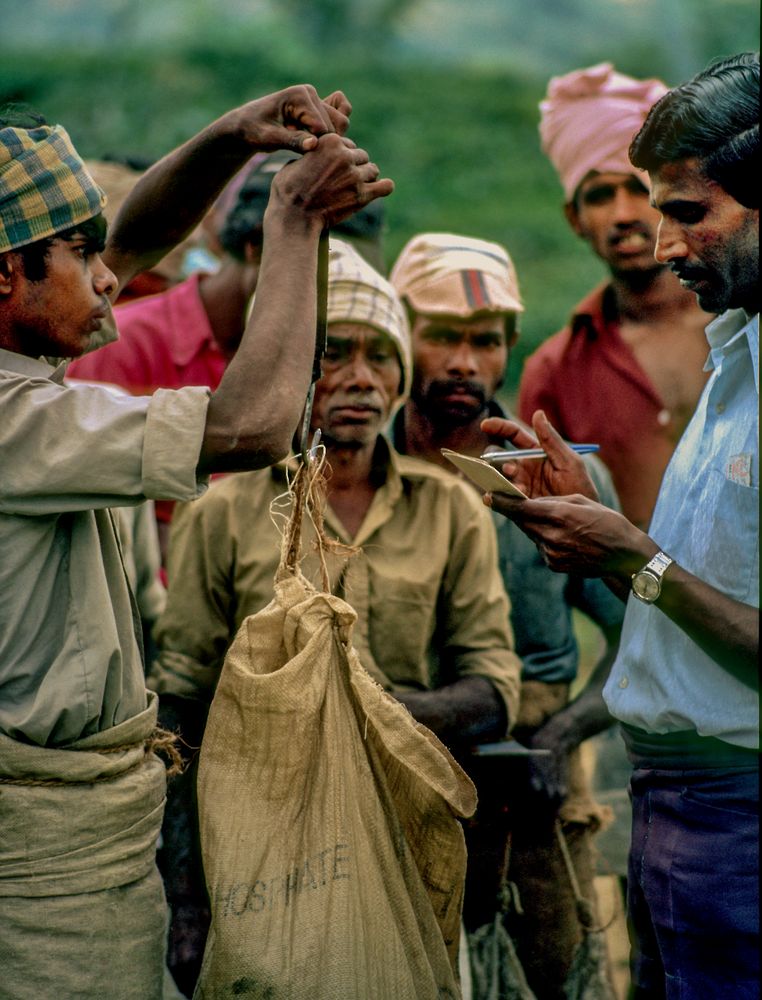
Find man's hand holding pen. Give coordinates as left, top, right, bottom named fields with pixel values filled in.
left=480, top=410, right=600, bottom=501
left=480, top=410, right=650, bottom=580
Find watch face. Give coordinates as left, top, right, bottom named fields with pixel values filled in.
left=634, top=571, right=660, bottom=602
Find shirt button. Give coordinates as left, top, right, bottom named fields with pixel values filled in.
left=657, top=409, right=671, bottom=426
left=618, top=676, right=629, bottom=689
left=716, top=402, right=726, bottom=413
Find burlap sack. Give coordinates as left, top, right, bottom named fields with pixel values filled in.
left=194, top=468, right=477, bottom=1000
left=0, top=692, right=169, bottom=1000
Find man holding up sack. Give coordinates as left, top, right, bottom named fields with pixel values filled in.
left=0, top=88, right=391, bottom=999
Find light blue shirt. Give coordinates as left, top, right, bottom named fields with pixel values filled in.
left=603, top=310, right=759, bottom=749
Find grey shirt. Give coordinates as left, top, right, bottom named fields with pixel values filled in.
left=392, top=403, right=625, bottom=684
left=0, top=347, right=210, bottom=746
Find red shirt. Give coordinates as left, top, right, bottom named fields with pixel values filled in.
left=518, top=284, right=678, bottom=530
left=68, top=273, right=226, bottom=527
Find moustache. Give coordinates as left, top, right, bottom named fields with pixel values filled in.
left=670, top=263, right=712, bottom=283
left=428, top=379, right=488, bottom=406
left=330, top=391, right=383, bottom=409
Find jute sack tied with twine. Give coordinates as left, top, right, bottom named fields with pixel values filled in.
left=0, top=690, right=171, bottom=1000
left=194, top=458, right=477, bottom=1000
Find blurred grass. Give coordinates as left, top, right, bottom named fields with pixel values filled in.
left=1, top=44, right=607, bottom=392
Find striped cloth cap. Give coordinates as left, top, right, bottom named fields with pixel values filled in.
left=328, top=238, right=412, bottom=401
left=0, top=123, right=106, bottom=253
left=389, top=232, right=523, bottom=319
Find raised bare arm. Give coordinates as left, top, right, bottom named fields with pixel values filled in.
left=102, top=86, right=351, bottom=290
left=197, top=134, right=393, bottom=473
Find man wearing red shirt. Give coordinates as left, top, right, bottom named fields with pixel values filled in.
left=519, top=63, right=711, bottom=530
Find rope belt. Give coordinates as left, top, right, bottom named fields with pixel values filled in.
left=0, top=726, right=182, bottom=785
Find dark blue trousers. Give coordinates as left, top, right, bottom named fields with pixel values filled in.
left=627, top=765, right=759, bottom=999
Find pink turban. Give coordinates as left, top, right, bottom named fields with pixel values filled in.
left=539, top=63, right=668, bottom=201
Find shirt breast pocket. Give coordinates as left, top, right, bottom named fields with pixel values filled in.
left=689, top=470, right=759, bottom=601
left=368, top=576, right=440, bottom=686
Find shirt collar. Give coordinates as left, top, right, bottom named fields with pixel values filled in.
left=570, top=283, right=618, bottom=340
left=0, top=346, right=68, bottom=383
left=704, top=309, right=759, bottom=392
left=341, top=436, right=402, bottom=545
left=271, top=435, right=402, bottom=545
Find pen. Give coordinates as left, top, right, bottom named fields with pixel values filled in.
left=481, top=444, right=600, bottom=463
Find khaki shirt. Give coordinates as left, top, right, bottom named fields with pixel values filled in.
left=0, top=347, right=210, bottom=746
left=151, top=440, right=521, bottom=727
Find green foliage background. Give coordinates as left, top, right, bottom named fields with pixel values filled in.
left=1, top=1, right=758, bottom=392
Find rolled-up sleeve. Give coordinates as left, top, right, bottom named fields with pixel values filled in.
left=142, top=387, right=211, bottom=500
left=0, top=369, right=210, bottom=514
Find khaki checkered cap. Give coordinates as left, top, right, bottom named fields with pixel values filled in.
left=389, top=232, right=523, bottom=319
left=0, top=124, right=105, bottom=253
left=328, top=237, right=412, bottom=402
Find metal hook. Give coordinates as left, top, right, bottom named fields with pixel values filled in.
left=299, top=226, right=329, bottom=466
left=303, top=427, right=322, bottom=464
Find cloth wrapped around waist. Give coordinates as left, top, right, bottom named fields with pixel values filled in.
left=0, top=691, right=167, bottom=897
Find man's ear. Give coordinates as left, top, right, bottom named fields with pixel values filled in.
left=241, top=242, right=263, bottom=299
left=563, top=201, right=585, bottom=239
left=0, top=253, right=17, bottom=296
left=243, top=241, right=263, bottom=266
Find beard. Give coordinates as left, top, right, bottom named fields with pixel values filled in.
left=671, top=263, right=729, bottom=314
left=320, top=428, right=376, bottom=450
left=412, top=377, right=489, bottom=427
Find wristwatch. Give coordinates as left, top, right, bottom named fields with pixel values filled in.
left=631, top=551, right=673, bottom=604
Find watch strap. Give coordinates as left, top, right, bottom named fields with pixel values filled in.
left=644, top=550, right=673, bottom=578
left=631, top=550, right=673, bottom=603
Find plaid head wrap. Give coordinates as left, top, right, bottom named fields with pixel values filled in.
left=390, top=232, right=523, bottom=320
left=328, top=238, right=412, bottom=402
left=0, top=123, right=106, bottom=253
